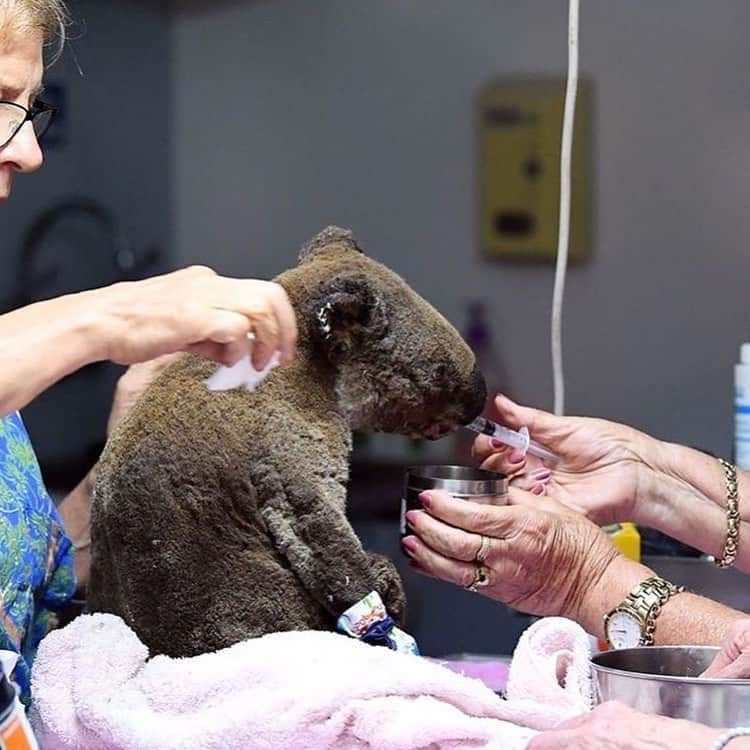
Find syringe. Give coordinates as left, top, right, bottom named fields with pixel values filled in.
left=465, top=416, right=559, bottom=464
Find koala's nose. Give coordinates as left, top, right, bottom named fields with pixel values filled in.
left=461, top=366, right=487, bottom=423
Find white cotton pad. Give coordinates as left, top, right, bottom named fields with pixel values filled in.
left=204, top=351, right=281, bottom=392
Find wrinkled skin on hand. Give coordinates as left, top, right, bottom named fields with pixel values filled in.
left=527, top=702, right=724, bottom=750
left=402, top=487, right=619, bottom=620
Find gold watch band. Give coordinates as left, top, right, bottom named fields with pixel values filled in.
left=608, top=576, right=685, bottom=647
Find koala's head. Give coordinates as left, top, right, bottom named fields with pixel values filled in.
left=288, top=227, right=487, bottom=439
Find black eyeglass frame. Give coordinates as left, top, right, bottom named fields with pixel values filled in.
left=0, top=99, right=57, bottom=150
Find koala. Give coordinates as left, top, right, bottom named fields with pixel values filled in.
left=88, top=227, right=486, bottom=658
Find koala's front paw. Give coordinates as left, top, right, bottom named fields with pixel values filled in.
left=367, top=552, right=406, bottom=624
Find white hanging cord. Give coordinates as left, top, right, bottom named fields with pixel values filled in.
left=551, top=0, right=579, bottom=416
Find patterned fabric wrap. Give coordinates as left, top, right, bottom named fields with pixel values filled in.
left=0, top=412, right=76, bottom=704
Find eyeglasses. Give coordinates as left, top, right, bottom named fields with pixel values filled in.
left=0, top=99, right=56, bottom=150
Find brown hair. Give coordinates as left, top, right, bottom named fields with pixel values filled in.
left=0, top=0, right=70, bottom=60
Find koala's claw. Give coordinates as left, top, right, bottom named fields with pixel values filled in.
left=367, top=552, right=407, bottom=624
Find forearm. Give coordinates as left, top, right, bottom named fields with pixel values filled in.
left=0, top=291, right=107, bottom=416
left=57, top=470, right=95, bottom=594
left=635, top=441, right=750, bottom=573
left=577, top=555, right=746, bottom=644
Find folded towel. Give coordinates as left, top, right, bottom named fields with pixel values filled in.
left=30, top=614, right=592, bottom=750
left=504, top=616, right=594, bottom=729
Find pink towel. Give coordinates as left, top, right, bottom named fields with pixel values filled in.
left=30, top=614, right=593, bottom=750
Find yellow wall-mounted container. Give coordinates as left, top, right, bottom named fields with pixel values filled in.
left=604, top=522, right=641, bottom=562
left=479, top=77, right=592, bottom=262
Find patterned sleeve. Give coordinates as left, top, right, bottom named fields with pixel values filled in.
left=0, top=413, right=77, bottom=705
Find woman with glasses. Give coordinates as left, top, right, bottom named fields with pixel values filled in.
left=0, top=0, right=298, bottom=704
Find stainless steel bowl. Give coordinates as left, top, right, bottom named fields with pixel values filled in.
left=404, top=465, right=508, bottom=500
left=400, top=465, right=508, bottom=538
left=591, top=646, right=750, bottom=727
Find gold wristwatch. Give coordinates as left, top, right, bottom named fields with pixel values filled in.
left=604, top=576, right=685, bottom=650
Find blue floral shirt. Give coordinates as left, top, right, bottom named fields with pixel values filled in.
left=0, top=412, right=76, bottom=704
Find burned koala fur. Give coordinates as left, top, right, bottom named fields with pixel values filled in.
left=88, top=227, right=486, bottom=657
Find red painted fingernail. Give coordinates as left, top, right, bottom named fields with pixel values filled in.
left=402, top=536, right=418, bottom=553
left=532, top=484, right=544, bottom=495
left=404, top=510, right=419, bottom=527
left=490, top=439, right=507, bottom=449
left=419, top=492, right=433, bottom=509
left=509, top=450, right=526, bottom=464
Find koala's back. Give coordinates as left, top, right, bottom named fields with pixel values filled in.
left=88, top=355, right=332, bottom=657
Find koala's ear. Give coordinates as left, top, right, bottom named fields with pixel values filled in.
left=309, top=275, right=388, bottom=359
left=299, top=225, right=363, bottom=264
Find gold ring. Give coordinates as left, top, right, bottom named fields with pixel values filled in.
left=475, top=535, right=492, bottom=564
left=464, top=564, right=491, bottom=592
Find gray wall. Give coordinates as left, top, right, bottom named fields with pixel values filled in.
left=172, top=0, right=750, bottom=456
left=3, top=0, right=172, bottom=471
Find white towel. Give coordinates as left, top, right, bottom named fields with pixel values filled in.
left=30, top=614, right=593, bottom=750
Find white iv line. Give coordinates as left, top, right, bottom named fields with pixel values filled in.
left=551, top=0, right=579, bottom=416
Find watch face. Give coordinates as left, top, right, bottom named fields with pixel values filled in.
left=605, top=610, right=642, bottom=649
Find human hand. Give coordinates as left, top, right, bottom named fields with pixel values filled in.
left=702, top=618, right=750, bottom=678
left=106, top=354, right=180, bottom=436
left=473, top=395, right=666, bottom=526
left=527, top=702, right=723, bottom=750
left=401, top=487, right=619, bottom=621
left=88, top=266, right=297, bottom=370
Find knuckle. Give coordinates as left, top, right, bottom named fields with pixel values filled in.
left=269, top=281, right=287, bottom=298
left=185, top=264, right=216, bottom=276
left=468, top=506, right=494, bottom=530
left=460, top=538, right=480, bottom=561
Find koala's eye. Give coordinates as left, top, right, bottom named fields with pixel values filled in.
left=431, top=363, right=450, bottom=381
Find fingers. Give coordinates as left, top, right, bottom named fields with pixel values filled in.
left=246, top=307, right=281, bottom=371
left=474, top=435, right=531, bottom=473
left=703, top=652, right=750, bottom=679
left=176, top=270, right=296, bottom=368
left=418, top=489, right=521, bottom=538
left=265, top=284, right=298, bottom=365
left=217, top=280, right=297, bottom=369
left=404, top=508, right=486, bottom=563
left=478, top=448, right=551, bottom=495
left=401, top=533, right=481, bottom=590
left=702, top=619, right=750, bottom=678
left=490, top=394, right=552, bottom=436
left=488, top=394, right=566, bottom=452
left=507, top=485, right=569, bottom=514
left=183, top=307, right=252, bottom=365
left=472, top=394, right=561, bottom=479
left=188, top=339, right=248, bottom=366
left=197, top=307, right=253, bottom=345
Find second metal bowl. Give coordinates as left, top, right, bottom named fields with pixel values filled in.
left=591, top=646, right=750, bottom=728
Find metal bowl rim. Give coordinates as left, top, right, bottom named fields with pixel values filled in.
left=591, top=646, right=750, bottom=686
left=405, top=465, right=508, bottom=495
left=405, top=464, right=507, bottom=480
